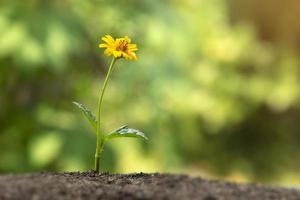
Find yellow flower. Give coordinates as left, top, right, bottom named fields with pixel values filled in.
left=99, top=35, right=138, bottom=60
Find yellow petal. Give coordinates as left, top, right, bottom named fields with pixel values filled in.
left=124, top=36, right=131, bottom=43
left=104, top=48, right=113, bottom=56
left=128, top=44, right=138, bottom=51
left=127, top=52, right=137, bottom=60
left=102, top=35, right=115, bottom=45
left=115, top=38, right=122, bottom=45
left=99, top=44, right=108, bottom=48
left=113, top=51, right=122, bottom=58
left=131, top=53, right=137, bottom=60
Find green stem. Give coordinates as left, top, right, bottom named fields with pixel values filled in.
left=95, top=57, right=117, bottom=173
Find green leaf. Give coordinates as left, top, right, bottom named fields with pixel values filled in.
left=72, top=101, right=97, bottom=131
left=105, top=125, right=148, bottom=141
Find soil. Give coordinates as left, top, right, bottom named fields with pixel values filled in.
left=0, top=172, right=299, bottom=200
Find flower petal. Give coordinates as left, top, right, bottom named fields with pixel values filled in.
left=124, top=36, right=131, bottom=43
left=104, top=48, right=113, bottom=56
left=102, top=35, right=115, bottom=44
left=113, top=51, right=122, bottom=58
left=128, top=44, right=138, bottom=51
left=99, top=44, right=108, bottom=48
left=129, top=52, right=137, bottom=60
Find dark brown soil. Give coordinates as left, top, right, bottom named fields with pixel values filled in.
left=0, top=172, right=299, bottom=200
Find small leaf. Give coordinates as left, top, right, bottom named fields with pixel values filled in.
left=73, top=101, right=97, bottom=131
left=105, top=125, right=148, bottom=141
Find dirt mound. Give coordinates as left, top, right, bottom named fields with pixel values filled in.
left=0, top=172, right=299, bottom=200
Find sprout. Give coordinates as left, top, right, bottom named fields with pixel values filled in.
left=73, top=35, right=147, bottom=173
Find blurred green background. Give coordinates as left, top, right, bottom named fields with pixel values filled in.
left=1, top=0, right=300, bottom=186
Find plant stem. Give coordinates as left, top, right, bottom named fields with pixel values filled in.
left=95, top=57, right=117, bottom=173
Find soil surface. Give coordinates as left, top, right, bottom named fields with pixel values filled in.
left=0, top=172, right=299, bottom=200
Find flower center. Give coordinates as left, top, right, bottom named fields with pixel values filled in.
left=116, top=40, right=128, bottom=51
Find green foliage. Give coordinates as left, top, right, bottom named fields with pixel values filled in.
left=72, top=102, right=97, bottom=131
left=105, top=125, right=148, bottom=141
left=0, top=0, right=300, bottom=184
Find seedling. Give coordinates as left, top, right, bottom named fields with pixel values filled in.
left=73, top=35, right=148, bottom=173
